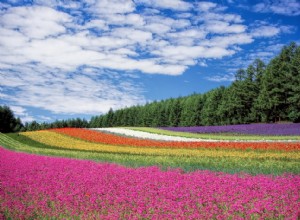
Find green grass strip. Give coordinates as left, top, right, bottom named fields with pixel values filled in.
left=126, top=127, right=300, bottom=141
left=0, top=133, right=299, bottom=175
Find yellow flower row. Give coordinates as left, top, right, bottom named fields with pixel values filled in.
left=21, top=131, right=300, bottom=160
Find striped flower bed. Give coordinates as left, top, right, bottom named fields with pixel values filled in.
left=0, top=129, right=295, bottom=174
left=0, top=126, right=299, bottom=219
left=51, top=128, right=300, bottom=151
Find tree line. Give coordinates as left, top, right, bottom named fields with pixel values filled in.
left=0, top=106, right=88, bottom=133
left=1, top=42, right=299, bottom=132
left=90, top=42, right=300, bottom=127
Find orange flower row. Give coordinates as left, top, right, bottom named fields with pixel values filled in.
left=52, top=128, right=300, bottom=151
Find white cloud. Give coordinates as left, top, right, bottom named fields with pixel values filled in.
left=204, top=33, right=254, bottom=48
left=10, top=106, right=27, bottom=116
left=135, top=0, right=192, bottom=11
left=205, top=73, right=235, bottom=82
left=110, top=28, right=152, bottom=44
left=83, top=19, right=107, bottom=30
left=204, top=20, right=246, bottom=34
left=251, top=25, right=281, bottom=38
left=93, top=0, right=135, bottom=14
left=167, top=29, right=206, bottom=46
left=176, top=13, right=192, bottom=18
left=197, top=12, right=243, bottom=23
left=1, top=66, right=146, bottom=115
left=0, top=6, right=71, bottom=39
left=197, top=2, right=217, bottom=12
left=9, top=105, right=36, bottom=123
left=33, top=0, right=83, bottom=9
left=253, top=0, right=300, bottom=16
left=144, top=23, right=171, bottom=34
left=99, top=13, right=145, bottom=27
left=198, top=61, right=207, bottom=67
left=144, top=15, right=191, bottom=29
left=0, top=1, right=256, bottom=78
left=151, top=45, right=235, bottom=68
left=141, top=8, right=160, bottom=15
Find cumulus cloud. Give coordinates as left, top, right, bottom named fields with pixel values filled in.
left=1, top=66, right=146, bottom=115
left=135, top=0, right=192, bottom=11
left=204, top=20, right=246, bottom=34
left=197, top=2, right=217, bottom=12
left=0, top=0, right=292, bottom=119
left=92, top=0, right=135, bottom=14
left=0, top=0, right=257, bottom=78
left=251, top=25, right=281, bottom=38
left=253, top=0, right=300, bottom=16
left=0, top=6, right=71, bottom=39
left=205, top=73, right=235, bottom=82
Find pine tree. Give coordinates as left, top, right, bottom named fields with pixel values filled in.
left=169, top=99, right=182, bottom=127
left=288, top=43, right=300, bottom=122
left=0, top=106, right=23, bottom=132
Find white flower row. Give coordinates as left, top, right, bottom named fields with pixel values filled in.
left=89, top=128, right=298, bottom=143
left=90, top=127, right=213, bottom=142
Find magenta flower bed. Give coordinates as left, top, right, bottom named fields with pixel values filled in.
left=161, top=123, right=300, bottom=135
left=1, top=148, right=299, bottom=219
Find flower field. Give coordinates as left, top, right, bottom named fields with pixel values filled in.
left=1, top=148, right=299, bottom=219
left=0, top=126, right=300, bottom=219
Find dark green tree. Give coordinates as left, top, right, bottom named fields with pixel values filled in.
left=0, top=106, right=23, bottom=132
left=201, top=87, right=225, bottom=125
left=287, top=43, right=300, bottom=122
left=168, top=99, right=182, bottom=127
left=256, top=43, right=298, bottom=122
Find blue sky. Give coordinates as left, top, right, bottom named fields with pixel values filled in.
left=0, top=0, right=300, bottom=123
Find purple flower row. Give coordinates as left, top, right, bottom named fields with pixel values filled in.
left=161, top=123, right=300, bottom=135
left=1, top=147, right=299, bottom=219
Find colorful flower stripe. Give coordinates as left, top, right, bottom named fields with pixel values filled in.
left=1, top=133, right=299, bottom=175
left=91, top=127, right=204, bottom=142
left=1, top=148, right=299, bottom=219
left=128, top=127, right=300, bottom=141
left=52, top=128, right=300, bottom=151
left=161, top=123, right=300, bottom=135
left=21, top=131, right=300, bottom=160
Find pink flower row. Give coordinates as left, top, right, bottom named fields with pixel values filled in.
left=0, top=147, right=299, bottom=219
